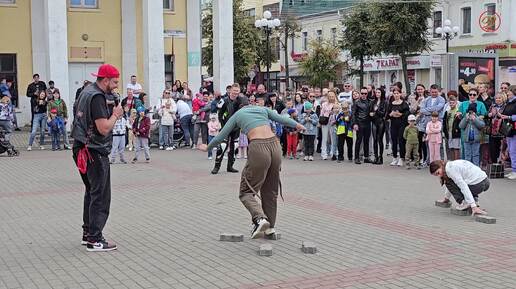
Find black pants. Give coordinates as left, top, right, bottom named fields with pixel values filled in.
left=337, top=134, right=353, bottom=160
left=355, top=122, right=371, bottom=160
left=418, top=131, right=428, bottom=163
left=214, top=132, right=236, bottom=169
left=390, top=123, right=406, bottom=158
left=303, top=135, right=315, bottom=156
left=281, top=131, right=288, bottom=157
left=316, top=127, right=322, bottom=153
left=372, top=120, right=385, bottom=159
left=444, top=177, right=490, bottom=204
left=489, top=136, right=502, bottom=163
left=73, top=147, right=111, bottom=242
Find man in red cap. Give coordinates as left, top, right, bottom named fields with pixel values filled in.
left=71, top=64, right=124, bottom=252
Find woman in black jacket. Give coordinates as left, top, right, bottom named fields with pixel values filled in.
left=370, top=88, right=387, bottom=164
left=442, top=95, right=462, bottom=161
left=386, top=87, right=410, bottom=166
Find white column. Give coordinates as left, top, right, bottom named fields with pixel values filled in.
left=142, top=0, right=165, bottom=109
left=187, top=0, right=202, bottom=94
left=213, top=0, right=234, bottom=92
left=31, top=0, right=49, bottom=80
left=122, top=0, right=138, bottom=92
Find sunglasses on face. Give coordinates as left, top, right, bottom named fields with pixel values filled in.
left=469, top=93, right=477, bottom=96
left=165, top=92, right=171, bottom=94
left=361, top=92, right=368, bottom=95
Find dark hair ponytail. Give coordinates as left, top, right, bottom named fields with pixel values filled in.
left=429, top=160, right=448, bottom=185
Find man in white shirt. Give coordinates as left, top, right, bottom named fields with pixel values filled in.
left=338, top=82, right=353, bottom=105
left=127, top=75, right=143, bottom=98
left=176, top=96, right=194, bottom=147
left=430, top=159, right=489, bottom=215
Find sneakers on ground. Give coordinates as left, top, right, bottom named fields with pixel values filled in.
left=309, top=156, right=314, bottom=161
left=27, top=146, right=32, bottom=151
left=191, top=144, right=197, bottom=150
left=165, top=146, right=174, bottom=151
left=508, top=172, right=516, bottom=180
left=390, top=158, right=398, bottom=166
left=81, top=234, right=88, bottom=246
left=131, top=158, right=137, bottom=164
left=86, top=238, right=117, bottom=252
left=208, top=156, right=213, bottom=160
left=303, top=156, right=308, bottom=161
left=145, top=158, right=150, bottom=163
left=322, top=156, right=327, bottom=160
left=397, top=158, right=404, bottom=167
left=455, top=202, right=470, bottom=211
left=251, top=218, right=270, bottom=239
left=264, top=228, right=276, bottom=236
left=159, top=146, right=164, bottom=150
left=40, top=146, right=45, bottom=150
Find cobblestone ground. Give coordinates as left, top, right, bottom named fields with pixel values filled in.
left=2, top=131, right=516, bottom=289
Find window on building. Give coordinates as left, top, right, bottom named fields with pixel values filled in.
left=0, top=54, right=18, bottom=108
left=163, top=0, right=174, bottom=11
left=432, top=11, right=442, bottom=38
left=316, top=29, right=322, bottom=42
left=164, top=55, right=175, bottom=88
left=302, top=32, right=308, bottom=51
left=461, top=7, right=471, bottom=34
left=272, top=37, right=281, bottom=60
left=484, top=3, right=496, bottom=31
left=0, top=0, right=16, bottom=4
left=331, top=27, right=337, bottom=46
left=291, top=37, right=295, bottom=52
left=243, top=8, right=255, bottom=17
left=263, top=3, right=279, bottom=18
left=70, top=0, right=98, bottom=8
left=288, top=0, right=294, bottom=6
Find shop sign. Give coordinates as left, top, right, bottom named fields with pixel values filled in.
left=458, top=56, right=496, bottom=90
left=430, top=55, right=442, bottom=67
left=450, top=43, right=516, bottom=58
left=363, top=55, right=430, bottom=72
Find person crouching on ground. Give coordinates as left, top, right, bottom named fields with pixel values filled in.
left=132, top=106, right=151, bottom=163
left=430, top=159, right=488, bottom=215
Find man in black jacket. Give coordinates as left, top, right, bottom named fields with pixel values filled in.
left=26, top=74, right=47, bottom=128
left=352, top=87, right=372, bottom=164
left=212, top=83, right=248, bottom=174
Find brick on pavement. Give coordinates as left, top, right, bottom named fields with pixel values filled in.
left=2, top=130, right=516, bottom=288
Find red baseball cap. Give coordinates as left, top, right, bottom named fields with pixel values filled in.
left=50, top=108, right=58, bottom=114
left=91, top=64, right=120, bottom=78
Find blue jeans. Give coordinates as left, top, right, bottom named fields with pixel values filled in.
left=463, top=142, right=480, bottom=166
left=180, top=115, right=194, bottom=146
left=28, top=113, right=47, bottom=146
left=208, top=135, right=215, bottom=157
left=51, top=131, right=61, bottom=150
left=159, top=124, right=174, bottom=147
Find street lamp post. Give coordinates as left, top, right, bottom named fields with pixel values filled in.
left=435, top=19, right=460, bottom=53
left=255, top=11, right=281, bottom=92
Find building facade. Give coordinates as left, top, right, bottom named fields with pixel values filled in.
left=0, top=0, right=192, bottom=127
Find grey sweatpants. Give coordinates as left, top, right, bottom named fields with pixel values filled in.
left=134, top=137, right=150, bottom=160
left=110, top=135, right=126, bottom=162
left=239, top=137, right=281, bottom=228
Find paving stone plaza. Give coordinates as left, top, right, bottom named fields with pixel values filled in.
left=1, top=132, right=516, bottom=289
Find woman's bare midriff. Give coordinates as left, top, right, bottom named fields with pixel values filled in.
left=247, top=125, right=276, bottom=141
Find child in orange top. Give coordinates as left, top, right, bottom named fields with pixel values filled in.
left=426, top=111, right=443, bottom=162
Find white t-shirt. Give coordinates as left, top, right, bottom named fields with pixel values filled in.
left=338, top=91, right=353, bottom=106
left=445, top=160, right=487, bottom=206
left=127, top=82, right=143, bottom=98
left=176, top=100, right=193, bottom=119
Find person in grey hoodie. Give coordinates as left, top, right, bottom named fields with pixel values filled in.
left=459, top=102, right=485, bottom=167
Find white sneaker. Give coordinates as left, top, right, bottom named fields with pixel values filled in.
left=455, top=201, right=471, bottom=211
left=128, top=147, right=133, bottom=151
left=191, top=144, right=197, bottom=150
left=508, top=172, right=516, bottom=180
left=303, top=156, right=308, bottom=161
left=208, top=156, right=213, bottom=160
left=397, top=158, right=404, bottom=167
left=264, top=228, right=276, bottom=235
left=236, top=155, right=240, bottom=159
left=40, top=146, right=45, bottom=150
left=390, top=158, right=398, bottom=166
left=251, top=218, right=270, bottom=239
left=27, top=146, right=32, bottom=151
left=309, top=156, right=314, bottom=161
left=159, top=146, right=164, bottom=150
left=322, top=156, right=327, bottom=160
left=165, top=147, right=174, bottom=151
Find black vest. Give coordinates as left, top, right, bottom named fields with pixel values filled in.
left=71, top=83, right=112, bottom=154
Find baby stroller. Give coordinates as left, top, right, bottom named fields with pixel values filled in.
left=0, top=129, right=19, bottom=157
left=172, top=120, right=185, bottom=148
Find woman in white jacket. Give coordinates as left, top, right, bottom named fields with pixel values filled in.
left=429, top=159, right=489, bottom=215
left=158, top=90, right=177, bottom=150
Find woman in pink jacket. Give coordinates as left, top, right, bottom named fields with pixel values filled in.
left=426, top=111, right=443, bottom=162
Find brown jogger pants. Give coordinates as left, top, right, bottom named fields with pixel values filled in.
left=239, top=137, right=281, bottom=228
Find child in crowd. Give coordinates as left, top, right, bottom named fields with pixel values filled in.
left=285, top=108, right=298, bottom=159
left=0, top=96, right=14, bottom=142
left=110, top=114, right=127, bottom=164
left=127, top=108, right=137, bottom=151
left=132, top=106, right=151, bottom=163
left=237, top=130, right=248, bottom=159
left=403, top=114, right=419, bottom=169
left=443, top=95, right=461, bottom=161
left=299, top=101, right=319, bottom=161
left=207, top=113, right=221, bottom=160
left=426, top=111, right=443, bottom=162
left=335, top=102, right=353, bottom=162
left=158, top=99, right=177, bottom=151
left=328, top=103, right=340, bottom=161
left=47, top=108, right=64, bottom=151
left=459, top=102, right=485, bottom=166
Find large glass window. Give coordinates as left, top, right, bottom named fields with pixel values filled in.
left=0, top=54, right=18, bottom=108
left=164, top=55, right=174, bottom=88
left=331, top=27, right=337, bottom=46
left=432, top=11, right=442, bottom=38
left=70, top=0, right=97, bottom=8
left=163, top=0, right=174, bottom=11
left=316, top=30, right=322, bottom=42
left=0, top=0, right=16, bottom=4
left=462, top=7, right=471, bottom=34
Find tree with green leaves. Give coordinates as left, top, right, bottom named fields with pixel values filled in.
left=340, top=3, right=376, bottom=88
left=202, top=0, right=260, bottom=83
left=369, top=1, right=435, bottom=92
left=300, top=40, right=342, bottom=88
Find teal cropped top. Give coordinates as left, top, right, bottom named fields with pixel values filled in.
left=207, top=106, right=298, bottom=150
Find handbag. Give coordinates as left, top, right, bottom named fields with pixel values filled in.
left=319, top=116, right=329, bottom=125
left=499, top=119, right=515, bottom=137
